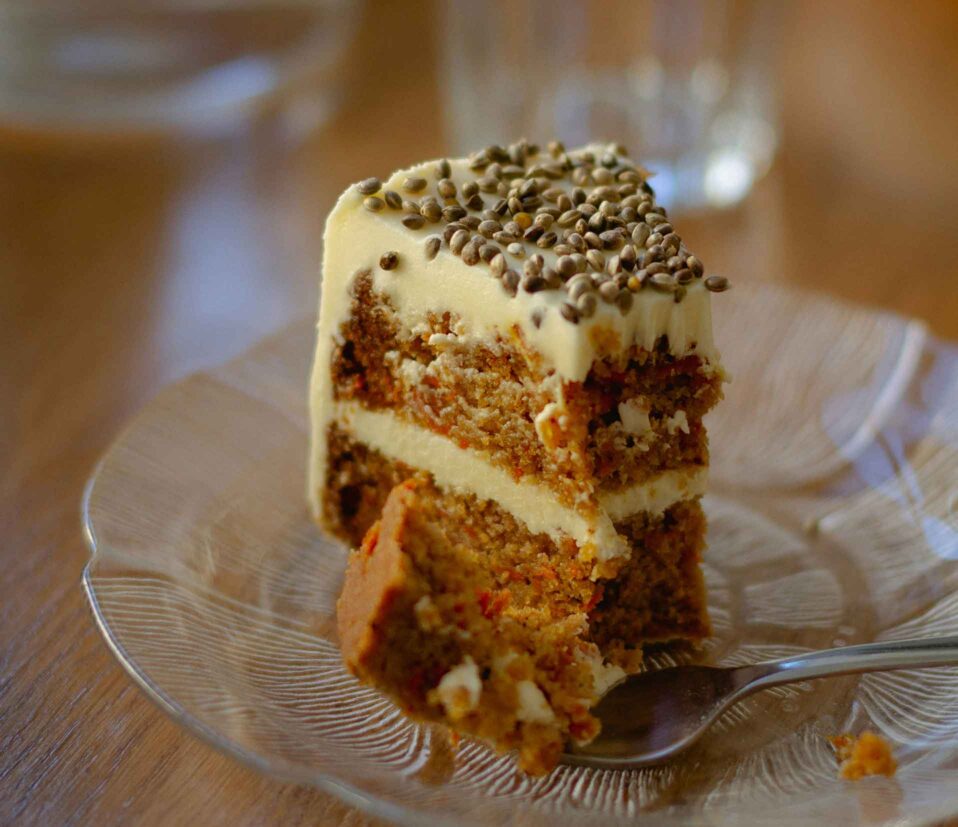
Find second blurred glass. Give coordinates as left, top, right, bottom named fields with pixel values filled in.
left=0, top=0, right=359, bottom=133
left=441, top=0, right=780, bottom=212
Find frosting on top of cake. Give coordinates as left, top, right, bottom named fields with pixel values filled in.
left=321, top=141, right=727, bottom=384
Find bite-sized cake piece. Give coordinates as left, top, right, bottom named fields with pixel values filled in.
left=311, top=140, right=729, bottom=773
left=338, top=478, right=610, bottom=775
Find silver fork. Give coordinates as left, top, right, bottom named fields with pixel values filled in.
left=563, top=635, right=958, bottom=769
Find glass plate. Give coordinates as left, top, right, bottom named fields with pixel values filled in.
left=83, top=283, right=958, bottom=827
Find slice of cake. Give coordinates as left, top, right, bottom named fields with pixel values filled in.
left=311, top=140, right=729, bottom=773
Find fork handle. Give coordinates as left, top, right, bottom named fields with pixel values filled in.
left=740, top=635, right=958, bottom=691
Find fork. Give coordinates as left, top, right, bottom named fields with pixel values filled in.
left=563, top=635, right=958, bottom=769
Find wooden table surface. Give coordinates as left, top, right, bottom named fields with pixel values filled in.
left=3, top=2, right=957, bottom=825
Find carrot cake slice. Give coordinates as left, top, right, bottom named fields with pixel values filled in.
left=310, top=140, right=729, bottom=773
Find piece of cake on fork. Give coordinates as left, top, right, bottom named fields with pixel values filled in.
left=309, top=140, right=729, bottom=774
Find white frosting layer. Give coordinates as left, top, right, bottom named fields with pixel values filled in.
left=327, top=401, right=707, bottom=561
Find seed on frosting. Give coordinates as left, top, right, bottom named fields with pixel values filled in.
left=627, top=274, right=643, bottom=292
left=646, top=261, right=669, bottom=275
left=532, top=213, right=553, bottom=231
left=442, top=205, right=466, bottom=222
left=553, top=243, right=575, bottom=257
left=421, top=201, right=443, bottom=223
left=424, top=235, right=441, bottom=260
left=632, top=223, right=650, bottom=246
left=384, top=190, right=402, bottom=210
left=461, top=241, right=481, bottom=265
left=507, top=242, right=524, bottom=257
left=465, top=193, right=484, bottom=211
left=586, top=249, right=605, bottom=271
left=542, top=267, right=562, bottom=289
left=705, top=275, right=730, bottom=292
left=687, top=255, right=705, bottom=277
left=478, top=219, right=501, bottom=237
left=523, top=258, right=541, bottom=278
left=501, top=268, right=520, bottom=296
left=523, top=225, right=544, bottom=243
left=600, top=229, right=624, bottom=250
left=645, top=212, right=666, bottom=227
left=489, top=253, right=507, bottom=277
left=402, top=176, right=427, bottom=193
left=646, top=243, right=665, bottom=262
left=477, top=176, right=499, bottom=193
left=379, top=251, right=399, bottom=270
left=675, top=268, right=694, bottom=284
left=478, top=243, right=499, bottom=263
left=461, top=180, right=479, bottom=198
left=492, top=198, right=509, bottom=216
left=547, top=139, right=565, bottom=157
left=667, top=255, right=685, bottom=270
left=436, top=159, right=452, bottom=179
left=587, top=212, right=606, bottom=234
left=616, top=287, right=634, bottom=313
left=401, top=198, right=420, bottom=214
left=450, top=228, right=470, bottom=254
left=363, top=196, right=385, bottom=212
left=598, top=280, right=619, bottom=303
left=577, top=292, right=597, bottom=318
left=437, top=178, right=457, bottom=199
left=560, top=302, right=580, bottom=323
left=649, top=273, right=677, bottom=292
left=556, top=255, right=577, bottom=278
left=461, top=215, right=481, bottom=230
left=402, top=214, right=426, bottom=230
left=584, top=231, right=602, bottom=250
left=536, top=231, right=558, bottom=248
left=522, top=274, right=547, bottom=293
left=357, top=177, right=381, bottom=195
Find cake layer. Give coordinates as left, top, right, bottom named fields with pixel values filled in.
left=328, top=271, right=719, bottom=507
left=323, top=426, right=711, bottom=662
left=324, top=408, right=708, bottom=562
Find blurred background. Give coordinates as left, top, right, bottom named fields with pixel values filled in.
left=3, top=1, right=958, bottom=824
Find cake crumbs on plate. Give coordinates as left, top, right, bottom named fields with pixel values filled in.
left=830, top=731, right=897, bottom=780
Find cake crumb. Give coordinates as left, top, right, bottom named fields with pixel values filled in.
left=830, top=731, right=897, bottom=780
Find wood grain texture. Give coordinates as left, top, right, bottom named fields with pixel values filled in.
left=1, top=1, right=956, bottom=824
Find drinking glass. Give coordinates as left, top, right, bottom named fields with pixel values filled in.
left=440, top=0, right=781, bottom=212
left=0, top=0, right=360, bottom=133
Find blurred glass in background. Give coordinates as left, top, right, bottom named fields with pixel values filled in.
left=442, top=0, right=780, bottom=212
left=0, top=0, right=359, bottom=134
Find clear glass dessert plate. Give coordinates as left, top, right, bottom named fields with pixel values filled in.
left=82, top=283, right=958, bottom=827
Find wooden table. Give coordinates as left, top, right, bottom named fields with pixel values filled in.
left=3, top=2, right=957, bottom=824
